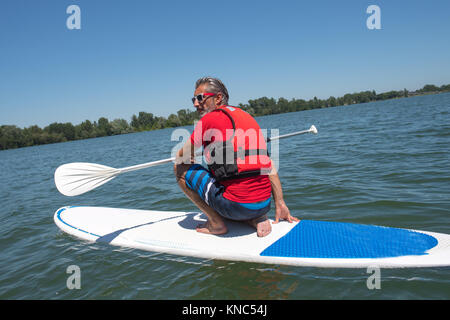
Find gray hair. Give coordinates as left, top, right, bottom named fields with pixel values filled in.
left=195, top=77, right=229, bottom=105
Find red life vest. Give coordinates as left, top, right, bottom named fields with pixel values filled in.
left=204, top=106, right=272, bottom=181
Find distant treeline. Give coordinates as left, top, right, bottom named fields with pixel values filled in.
left=1, top=83, right=449, bottom=150
left=0, top=109, right=200, bottom=150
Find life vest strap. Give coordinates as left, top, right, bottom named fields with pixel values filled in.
left=237, top=148, right=269, bottom=160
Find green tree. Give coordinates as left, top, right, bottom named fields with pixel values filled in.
left=167, top=114, right=181, bottom=127
left=131, top=114, right=139, bottom=129
left=97, top=117, right=112, bottom=136
left=110, top=119, right=131, bottom=135
left=0, top=125, right=23, bottom=149
left=75, top=120, right=95, bottom=139
left=421, top=84, right=439, bottom=92
left=327, top=96, right=337, bottom=107
left=151, top=116, right=167, bottom=130
left=138, top=111, right=154, bottom=129
left=80, top=120, right=94, bottom=133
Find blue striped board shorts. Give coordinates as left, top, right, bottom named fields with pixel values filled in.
left=184, top=164, right=271, bottom=221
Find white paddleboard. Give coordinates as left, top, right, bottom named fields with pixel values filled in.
left=54, top=206, right=450, bottom=268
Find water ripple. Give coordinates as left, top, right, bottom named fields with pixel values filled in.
left=1, top=93, right=450, bottom=299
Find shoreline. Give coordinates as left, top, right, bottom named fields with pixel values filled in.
left=1, top=86, right=449, bottom=151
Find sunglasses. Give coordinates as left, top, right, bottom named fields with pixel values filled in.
left=192, top=92, right=216, bottom=104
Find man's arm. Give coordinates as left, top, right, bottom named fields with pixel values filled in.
left=176, top=139, right=195, bottom=164
left=268, top=160, right=299, bottom=224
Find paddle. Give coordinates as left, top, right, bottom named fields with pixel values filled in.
left=54, top=125, right=318, bottom=196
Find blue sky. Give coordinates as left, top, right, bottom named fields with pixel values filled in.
left=1, top=0, right=449, bottom=128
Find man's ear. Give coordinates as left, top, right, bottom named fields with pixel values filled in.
left=214, top=92, right=223, bottom=106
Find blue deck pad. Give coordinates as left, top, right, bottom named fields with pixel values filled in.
left=260, top=220, right=438, bottom=259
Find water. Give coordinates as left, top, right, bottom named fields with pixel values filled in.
left=1, top=93, right=449, bottom=299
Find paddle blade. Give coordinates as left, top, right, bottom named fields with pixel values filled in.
left=54, top=162, right=119, bottom=196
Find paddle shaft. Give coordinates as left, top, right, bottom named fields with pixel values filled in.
left=118, top=125, right=317, bottom=174
left=266, top=126, right=317, bottom=142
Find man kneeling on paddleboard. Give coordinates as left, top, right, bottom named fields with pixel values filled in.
left=174, top=77, right=298, bottom=237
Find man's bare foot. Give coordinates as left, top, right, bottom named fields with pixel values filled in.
left=246, top=215, right=272, bottom=237
left=196, top=221, right=228, bottom=235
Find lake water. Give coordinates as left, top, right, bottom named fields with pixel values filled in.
left=1, top=93, right=449, bottom=299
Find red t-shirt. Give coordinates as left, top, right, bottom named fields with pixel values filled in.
left=190, top=109, right=272, bottom=203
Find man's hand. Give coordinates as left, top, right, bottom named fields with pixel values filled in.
left=176, top=140, right=196, bottom=165
left=273, top=200, right=299, bottom=224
